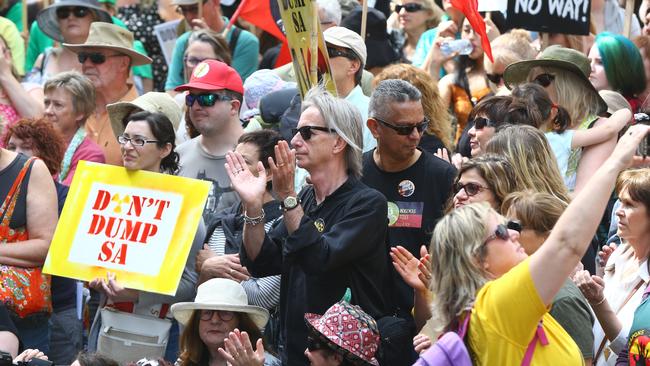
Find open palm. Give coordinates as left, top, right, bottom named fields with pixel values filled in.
left=225, top=151, right=267, bottom=206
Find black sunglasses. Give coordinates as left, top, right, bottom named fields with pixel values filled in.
left=453, top=182, right=487, bottom=196
left=395, top=3, right=425, bottom=13
left=373, top=117, right=429, bottom=135
left=292, top=125, right=337, bottom=140
left=307, top=336, right=329, bottom=352
left=77, top=52, right=123, bottom=65
left=56, top=6, right=90, bottom=19
left=185, top=93, right=232, bottom=107
left=532, top=73, right=555, bottom=87
left=327, top=47, right=356, bottom=60
left=486, top=73, right=503, bottom=84
left=471, top=117, right=496, bottom=130
left=483, top=220, right=521, bottom=246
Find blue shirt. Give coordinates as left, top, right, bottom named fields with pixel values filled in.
left=344, top=85, right=374, bottom=152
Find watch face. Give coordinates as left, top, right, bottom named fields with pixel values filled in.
left=284, top=196, right=298, bottom=209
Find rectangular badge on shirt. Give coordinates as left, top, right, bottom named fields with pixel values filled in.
left=388, top=201, right=424, bottom=228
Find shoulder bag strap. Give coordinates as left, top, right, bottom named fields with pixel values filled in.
left=521, top=321, right=549, bottom=366
left=228, top=27, right=241, bottom=55
left=594, top=279, right=646, bottom=361
left=0, top=157, right=36, bottom=225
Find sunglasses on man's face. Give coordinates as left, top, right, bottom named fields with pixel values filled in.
left=185, top=93, right=232, bottom=107
left=486, top=73, right=503, bottom=84
left=56, top=6, right=90, bottom=19
left=373, top=117, right=429, bottom=135
left=471, top=117, right=496, bottom=130
left=532, top=73, right=555, bottom=88
left=395, top=3, right=425, bottom=13
left=292, top=125, right=337, bottom=141
left=327, top=47, right=356, bottom=60
left=77, top=52, right=124, bottom=65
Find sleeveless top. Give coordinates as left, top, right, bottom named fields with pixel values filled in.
left=450, top=84, right=491, bottom=142
left=0, top=153, right=31, bottom=228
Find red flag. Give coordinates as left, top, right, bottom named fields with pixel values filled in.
left=228, top=0, right=286, bottom=42
left=275, top=41, right=291, bottom=68
left=450, top=0, right=493, bottom=62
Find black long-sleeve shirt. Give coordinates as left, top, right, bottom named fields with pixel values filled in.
left=241, top=177, right=389, bottom=366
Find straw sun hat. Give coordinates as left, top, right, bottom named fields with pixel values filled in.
left=107, top=92, right=183, bottom=139
left=171, top=279, right=269, bottom=329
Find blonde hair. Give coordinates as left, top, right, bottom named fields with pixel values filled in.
left=396, top=0, right=442, bottom=29
left=488, top=30, right=537, bottom=67
left=616, top=168, right=650, bottom=212
left=429, top=203, right=493, bottom=333
left=486, top=125, right=571, bottom=205
left=501, top=191, right=568, bottom=236
left=373, top=63, right=452, bottom=148
left=530, top=66, right=602, bottom=127
left=454, top=154, right=520, bottom=212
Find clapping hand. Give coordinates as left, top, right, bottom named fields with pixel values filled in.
left=218, top=329, right=265, bottom=366
left=390, top=245, right=432, bottom=292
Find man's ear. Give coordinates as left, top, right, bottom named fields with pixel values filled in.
left=230, top=99, right=242, bottom=116
left=349, top=58, right=361, bottom=76
left=367, top=118, right=380, bottom=138
left=332, top=135, right=347, bottom=155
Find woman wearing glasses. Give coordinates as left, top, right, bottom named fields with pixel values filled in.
left=390, top=0, right=440, bottom=62
left=420, top=125, right=650, bottom=365
left=88, top=111, right=206, bottom=361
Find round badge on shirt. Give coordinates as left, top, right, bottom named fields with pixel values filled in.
left=398, top=180, right=415, bottom=197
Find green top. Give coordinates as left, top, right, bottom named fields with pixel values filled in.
left=5, top=1, right=22, bottom=32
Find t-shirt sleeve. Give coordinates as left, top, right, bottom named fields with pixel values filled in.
left=549, top=285, right=595, bottom=358
left=473, top=258, right=548, bottom=347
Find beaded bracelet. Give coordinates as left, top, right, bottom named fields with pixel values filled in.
left=243, top=209, right=265, bottom=226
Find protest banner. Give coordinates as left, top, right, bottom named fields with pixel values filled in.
left=276, top=0, right=337, bottom=97
left=506, top=0, right=591, bottom=35
left=44, top=161, right=210, bottom=295
left=478, top=0, right=507, bottom=12
left=155, top=19, right=182, bottom=66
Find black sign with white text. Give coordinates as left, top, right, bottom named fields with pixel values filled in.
left=506, top=0, right=591, bottom=35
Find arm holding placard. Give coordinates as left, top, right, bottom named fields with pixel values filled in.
left=0, top=159, right=57, bottom=266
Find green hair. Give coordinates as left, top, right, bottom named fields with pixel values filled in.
left=595, top=32, right=646, bottom=98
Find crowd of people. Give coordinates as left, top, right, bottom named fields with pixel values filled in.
left=2, top=0, right=650, bottom=365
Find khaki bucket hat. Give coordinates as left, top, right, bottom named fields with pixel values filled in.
left=64, top=22, right=152, bottom=66
left=107, top=92, right=182, bottom=139
left=36, top=0, right=112, bottom=42
left=503, top=45, right=607, bottom=114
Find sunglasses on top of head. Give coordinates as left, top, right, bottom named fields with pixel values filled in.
left=395, top=3, right=425, bottom=13
left=292, top=125, right=337, bottom=140
left=185, top=93, right=232, bottom=107
left=373, top=117, right=429, bottom=135
left=532, top=73, right=555, bottom=88
left=483, top=220, right=522, bottom=245
left=56, top=6, right=90, bottom=19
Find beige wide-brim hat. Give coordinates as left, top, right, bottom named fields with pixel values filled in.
left=107, top=92, right=183, bottom=139
left=64, top=22, right=152, bottom=66
left=171, top=278, right=269, bottom=329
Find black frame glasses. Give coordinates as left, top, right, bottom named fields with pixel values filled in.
left=118, top=135, right=160, bottom=147
left=471, top=117, right=496, bottom=130
left=486, top=73, right=503, bottom=84
left=199, top=309, right=235, bottom=322
left=483, top=220, right=521, bottom=246
left=453, top=182, right=487, bottom=197
left=185, top=93, right=232, bottom=107
left=292, top=125, right=337, bottom=140
left=327, top=47, right=356, bottom=60
left=395, top=3, right=424, bottom=13
left=373, top=117, right=429, bottom=136
left=532, top=73, right=555, bottom=87
left=77, top=52, right=123, bottom=65
left=56, top=6, right=90, bottom=19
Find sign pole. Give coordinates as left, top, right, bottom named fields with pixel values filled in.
left=360, top=0, right=368, bottom=41
left=310, top=4, right=318, bottom=85
left=623, top=0, right=634, bottom=37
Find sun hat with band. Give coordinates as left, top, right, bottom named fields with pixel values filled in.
left=503, top=45, right=607, bottom=114
left=305, top=301, right=380, bottom=366
left=171, top=278, right=269, bottom=329
left=37, top=0, right=112, bottom=43
left=175, top=59, right=244, bottom=94
left=63, top=22, right=152, bottom=66
left=107, top=92, right=183, bottom=139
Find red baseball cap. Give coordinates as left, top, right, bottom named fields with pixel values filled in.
left=175, top=60, right=244, bottom=94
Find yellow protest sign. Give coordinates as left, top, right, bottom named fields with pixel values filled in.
left=44, top=161, right=210, bottom=295
left=277, top=0, right=337, bottom=97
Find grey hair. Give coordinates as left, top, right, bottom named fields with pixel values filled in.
left=44, top=71, right=96, bottom=122
left=317, top=0, right=342, bottom=25
left=368, top=79, right=422, bottom=120
left=302, top=86, right=363, bottom=178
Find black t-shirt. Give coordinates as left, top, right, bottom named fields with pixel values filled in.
left=362, top=149, right=456, bottom=313
left=0, top=153, right=33, bottom=229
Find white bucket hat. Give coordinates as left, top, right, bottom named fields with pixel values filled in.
left=107, top=92, right=183, bottom=139
left=171, top=279, right=269, bottom=329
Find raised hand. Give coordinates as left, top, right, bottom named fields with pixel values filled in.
left=225, top=151, right=267, bottom=208
left=269, top=140, right=297, bottom=200
left=219, top=329, right=265, bottom=366
left=390, top=245, right=430, bottom=292
left=610, top=124, right=650, bottom=169
left=573, top=270, right=606, bottom=305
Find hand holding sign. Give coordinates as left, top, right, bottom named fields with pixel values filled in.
left=89, top=272, right=139, bottom=302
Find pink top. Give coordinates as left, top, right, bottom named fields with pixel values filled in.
left=61, top=137, right=106, bottom=186
left=0, top=103, right=20, bottom=147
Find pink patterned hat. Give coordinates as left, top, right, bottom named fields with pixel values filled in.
left=305, top=301, right=380, bottom=366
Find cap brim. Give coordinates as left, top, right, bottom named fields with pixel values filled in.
left=503, top=59, right=608, bottom=115
left=63, top=43, right=152, bottom=66
left=37, top=4, right=112, bottom=43
left=324, top=39, right=366, bottom=66
left=174, top=81, right=229, bottom=92
left=171, top=302, right=269, bottom=329
left=107, top=95, right=183, bottom=139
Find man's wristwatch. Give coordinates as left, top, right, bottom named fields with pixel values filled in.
left=280, top=196, right=301, bottom=211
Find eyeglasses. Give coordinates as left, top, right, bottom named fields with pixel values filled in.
left=482, top=220, right=522, bottom=246
left=77, top=52, right=124, bottom=65
left=395, top=3, right=425, bottom=13
left=199, top=309, right=235, bottom=322
left=373, top=117, right=429, bottom=135
left=486, top=73, right=503, bottom=84
left=532, top=73, right=555, bottom=88
left=307, top=336, right=329, bottom=352
left=184, top=56, right=209, bottom=68
left=118, top=135, right=159, bottom=147
left=327, top=47, right=356, bottom=60
left=56, top=6, right=90, bottom=19
left=471, top=117, right=496, bottom=130
left=292, top=125, right=337, bottom=140
left=453, top=182, right=488, bottom=196
left=185, top=93, right=232, bottom=107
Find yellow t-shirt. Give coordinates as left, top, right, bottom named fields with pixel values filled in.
left=468, top=258, right=584, bottom=365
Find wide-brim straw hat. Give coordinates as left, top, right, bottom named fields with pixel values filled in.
left=64, top=22, right=152, bottom=66
left=37, top=0, right=112, bottom=43
left=171, top=279, right=269, bottom=329
left=503, top=45, right=607, bottom=115
left=107, top=92, right=183, bottom=139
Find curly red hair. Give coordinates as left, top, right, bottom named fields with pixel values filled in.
left=3, top=118, right=65, bottom=175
